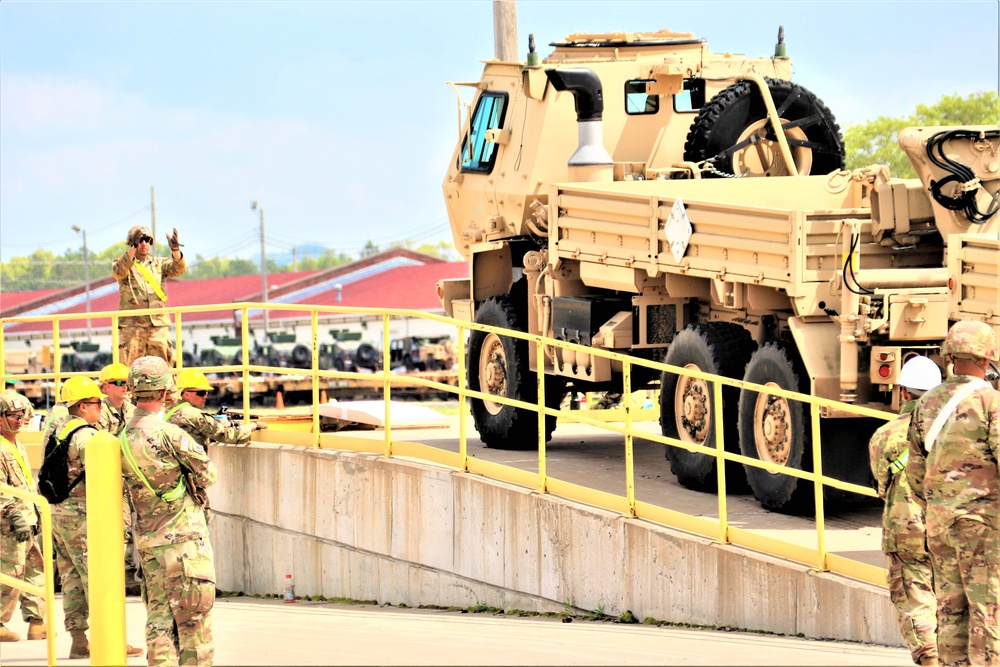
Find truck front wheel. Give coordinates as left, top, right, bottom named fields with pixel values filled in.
left=737, top=342, right=813, bottom=514
left=467, top=295, right=557, bottom=448
left=660, top=322, right=753, bottom=492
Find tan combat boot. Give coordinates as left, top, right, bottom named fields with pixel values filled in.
left=26, top=619, right=47, bottom=640
left=0, top=623, right=20, bottom=642
left=69, top=629, right=89, bottom=659
left=126, top=644, right=144, bottom=657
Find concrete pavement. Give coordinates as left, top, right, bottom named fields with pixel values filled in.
left=0, top=595, right=911, bottom=666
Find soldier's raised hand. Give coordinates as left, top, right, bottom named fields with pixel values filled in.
left=166, top=228, right=183, bottom=251
left=9, top=511, right=32, bottom=543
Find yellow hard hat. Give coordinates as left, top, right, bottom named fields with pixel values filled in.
left=176, top=369, right=213, bottom=392
left=61, top=377, right=104, bottom=406
left=99, top=363, right=130, bottom=384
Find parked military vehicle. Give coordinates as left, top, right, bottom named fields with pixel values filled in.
left=435, top=27, right=999, bottom=512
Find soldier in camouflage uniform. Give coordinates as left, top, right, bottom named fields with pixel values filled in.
left=112, top=224, right=186, bottom=366
left=166, top=370, right=266, bottom=450
left=870, top=356, right=943, bottom=666
left=123, top=356, right=218, bottom=665
left=907, top=320, right=999, bottom=667
left=45, top=377, right=144, bottom=659
left=0, top=390, right=46, bottom=642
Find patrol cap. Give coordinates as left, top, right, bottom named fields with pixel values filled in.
left=99, top=362, right=130, bottom=384
left=127, top=225, right=153, bottom=244
left=897, top=355, right=942, bottom=392
left=128, top=356, right=175, bottom=394
left=941, top=320, right=999, bottom=362
left=4, top=373, right=17, bottom=386
left=0, top=390, right=31, bottom=415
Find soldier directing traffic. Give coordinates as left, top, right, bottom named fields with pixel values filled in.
left=906, top=320, right=999, bottom=667
left=112, top=224, right=186, bottom=366
left=122, top=356, right=217, bottom=665
left=869, top=355, right=942, bottom=666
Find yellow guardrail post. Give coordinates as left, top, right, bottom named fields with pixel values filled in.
left=536, top=338, right=547, bottom=494
left=623, top=359, right=636, bottom=517
left=713, top=379, right=729, bottom=543
left=457, top=324, right=469, bottom=472
left=382, top=314, right=392, bottom=458
left=811, top=404, right=828, bottom=570
left=240, top=306, right=251, bottom=422
left=86, top=431, right=127, bottom=665
left=311, top=311, right=320, bottom=447
left=52, top=320, right=62, bottom=401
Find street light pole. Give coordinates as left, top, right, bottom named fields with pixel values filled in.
left=251, top=201, right=269, bottom=335
left=71, top=225, right=92, bottom=339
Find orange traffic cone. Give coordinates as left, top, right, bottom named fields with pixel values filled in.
left=320, top=389, right=328, bottom=404
left=275, top=391, right=284, bottom=410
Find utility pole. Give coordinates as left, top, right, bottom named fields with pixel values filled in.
left=72, top=225, right=92, bottom=339
left=292, top=246, right=297, bottom=273
left=251, top=201, right=269, bottom=334
left=493, top=0, right=518, bottom=62
left=150, top=186, right=157, bottom=254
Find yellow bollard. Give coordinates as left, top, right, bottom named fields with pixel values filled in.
left=85, top=431, right=126, bottom=666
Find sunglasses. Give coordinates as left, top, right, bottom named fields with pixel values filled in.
left=4, top=412, right=25, bottom=421
left=81, top=400, right=102, bottom=406
left=137, top=236, right=154, bottom=245
left=186, top=390, right=209, bottom=397
left=107, top=380, right=127, bottom=387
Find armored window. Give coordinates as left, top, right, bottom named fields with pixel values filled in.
left=460, top=92, right=508, bottom=174
left=674, top=78, right=706, bottom=113
left=625, top=80, right=658, bottom=115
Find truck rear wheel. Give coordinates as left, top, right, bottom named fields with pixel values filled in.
left=738, top=342, right=814, bottom=514
left=468, top=295, right=558, bottom=449
left=683, top=79, right=844, bottom=178
left=660, top=322, right=754, bottom=492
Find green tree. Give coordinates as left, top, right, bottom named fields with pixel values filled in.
left=844, top=92, right=999, bottom=178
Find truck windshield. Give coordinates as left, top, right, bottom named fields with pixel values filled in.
left=461, top=92, right=508, bottom=173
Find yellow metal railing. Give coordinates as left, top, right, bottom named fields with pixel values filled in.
left=1, top=301, right=892, bottom=587
left=0, top=484, right=58, bottom=666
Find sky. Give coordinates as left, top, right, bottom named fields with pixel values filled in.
left=1, top=0, right=997, bottom=269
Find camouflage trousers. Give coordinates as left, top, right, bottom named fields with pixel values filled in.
left=929, top=517, right=999, bottom=667
left=140, top=538, right=216, bottom=666
left=888, top=551, right=938, bottom=665
left=120, top=324, right=174, bottom=367
left=0, top=531, right=45, bottom=624
left=52, top=510, right=89, bottom=631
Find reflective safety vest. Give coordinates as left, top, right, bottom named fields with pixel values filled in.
left=118, top=430, right=186, bottom=502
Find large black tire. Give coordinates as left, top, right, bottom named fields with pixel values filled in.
left=738, top=342, right=813, bottom=514
left=660, top=322, right=755, bottom=493
left=467, top=295, right=559, bottom=449
left=683, top=79, right=844, bottom=178
left=291, top=344, right=311, bottom=368
left=355, top=343, right=379, bottom=371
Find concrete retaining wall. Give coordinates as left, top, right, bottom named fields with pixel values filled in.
left=208, top=442, right=902, bottom=646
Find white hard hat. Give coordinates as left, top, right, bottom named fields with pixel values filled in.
left=897, top=355, right=942, bottom=392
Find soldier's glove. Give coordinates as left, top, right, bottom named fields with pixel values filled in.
left=254, top=421, right=269, bottom=430
left=166, top=228, right=183, bottom=252
left=9, top=512, right=32, bottom=543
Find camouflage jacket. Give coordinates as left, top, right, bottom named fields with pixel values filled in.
left=98, top=396, right=135, bottom=436
left=0, top=433, right=38, bottom=528
left=165, top=402, right=255, bottom=447
left=49, top=418, right=98, bottom=518
left=111, top=253, right=186, bottom=327
left=869, top=400, right=927, bottom=554
left=121, top=407, right=217, bottom=549
left=906, top=375, right=999, bottom=537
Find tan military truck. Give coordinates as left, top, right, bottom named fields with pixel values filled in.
left=436, top=28, right=999, bottom=512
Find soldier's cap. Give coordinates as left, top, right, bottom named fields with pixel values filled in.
left=128, top=355, right=175, bottom=393
left=127, top=225, right=154, bottom=244
left=941, top=320, right=999, bottom=362
left=4, top=373, right=17, bottom=386
left=0, top=390, right=31, bottom=415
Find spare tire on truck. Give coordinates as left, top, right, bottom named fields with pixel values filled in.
left=683, top=78, right=845, bottom=178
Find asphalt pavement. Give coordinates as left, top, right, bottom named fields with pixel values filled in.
left=0, top=595, right=911, bottom=666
